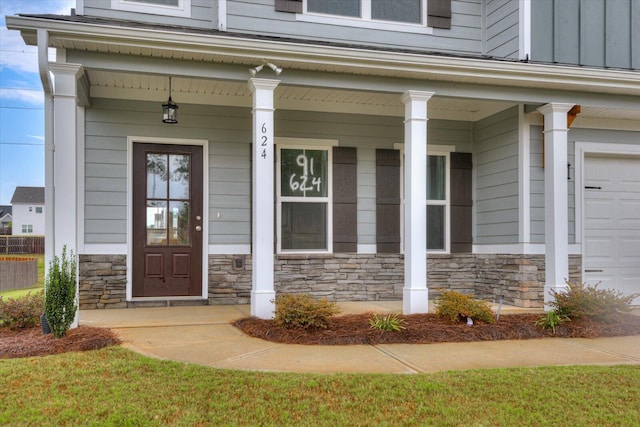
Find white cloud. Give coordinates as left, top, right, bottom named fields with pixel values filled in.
left=0, top=87, right=44, bottom=106
left=1, top=1, right=76, bottom=73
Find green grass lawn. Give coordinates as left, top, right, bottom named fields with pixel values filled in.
left=1, top=347, right=639, bottom=426
left=0, top=254, right=44, bottom=299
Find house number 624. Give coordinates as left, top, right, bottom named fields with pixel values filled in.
left=260, top=123, right=268, bottom=159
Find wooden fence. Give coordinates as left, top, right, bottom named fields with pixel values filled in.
left=0, top=236, right=45, bottom=254
left=0, top=256, right=38, bottom=291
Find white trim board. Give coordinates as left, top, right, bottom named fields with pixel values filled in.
left=473, top=243, right=582, bottom=255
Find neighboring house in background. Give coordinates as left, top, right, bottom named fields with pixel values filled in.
left=6, top=0, right=640, bottom=318
left=10, top=187, right=45, bottom=236
left=0, top=205, right=12, bottom=234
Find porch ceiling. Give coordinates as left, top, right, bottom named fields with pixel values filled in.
left=85, top=70, right=517, bottom=121
left=85, top=70, right=640, bottom=124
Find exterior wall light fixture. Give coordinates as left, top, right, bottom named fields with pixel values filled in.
left=249, top=62, right=282, bottom=77
left=162, top=76, right=178, bottom=124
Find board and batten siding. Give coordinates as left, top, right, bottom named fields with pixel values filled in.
left=227, top=0, right=483, bottom=56
left=531, top=0, right=640, bottom=70
left=82, top=0, right=217, bottom=29
left=484, top=0, right=519, bottom=59
left=473, top=106, right=519, bottom=245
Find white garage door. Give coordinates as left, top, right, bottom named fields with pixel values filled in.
left=584, top=155, right=640, bottom=304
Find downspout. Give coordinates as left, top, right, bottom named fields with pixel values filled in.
left=37, top=29, right=55, bottom=270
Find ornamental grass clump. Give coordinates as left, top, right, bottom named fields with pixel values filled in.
left=274, top=293, right=340, bottom=330
left=0, top=290, right=44, bottom=329
left=536, top=310, right=570, bottom=334
left=435, top=290, right=495, bottom=324
left=549, top=281, right=639, bottom=323
left=44, top=246, right=77, bottom=338
left=368, top=313, right=406, bottom=332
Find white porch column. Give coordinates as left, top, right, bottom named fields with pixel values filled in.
left=50, top=63, right=83, bottom=327
left=248, top=78, right=280, bottom=319
left=537, top=103, right=574, bottom=309
left=401, top=90, right=434, bottom=314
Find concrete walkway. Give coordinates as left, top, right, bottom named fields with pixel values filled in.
left=80, top=302, right=640, bottom=374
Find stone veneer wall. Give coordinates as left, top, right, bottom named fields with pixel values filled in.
left=78, top=253, right=582, bottom=309
left=78, top=255, right=127, bottom=309
left=208, top=253, right=582, bottom=308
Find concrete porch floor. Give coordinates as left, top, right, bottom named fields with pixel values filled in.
left=80, top=301, right=640, bottom=374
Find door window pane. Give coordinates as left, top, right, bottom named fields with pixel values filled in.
left=147, top=154, right=168, bottom=199
left=147, top=201, right=167, bottom=245
left=169, top=201, right=190, bottom=245
left=169, top=154, right=190, bottom=199
left=281, top=149, right=328, bottom=198
left=281, top=202, right=327, bottom=250
left=372, top=0, right=421, bottom=23
left=427, top=205, right=445, bottom=250
left=308, top=0, right=360, bottom=17
left=427, top=155, right=446, bottom=200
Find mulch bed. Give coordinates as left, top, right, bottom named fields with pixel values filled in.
left=0, top=326, right=121, bottom=359
left=2, top=313, right=639, bottom=360
left=233, top=312, right=640, bottom=345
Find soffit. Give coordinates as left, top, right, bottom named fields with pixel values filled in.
left=86, top=70, right=515, bottom=120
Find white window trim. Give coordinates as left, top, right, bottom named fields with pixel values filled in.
left=396, top=143, right=454, bottom=254
left=298, top=0, right=433, bottom=35
left=111, top=0, right=191, bottom=18
left=276, top=141, right=336, bottom=254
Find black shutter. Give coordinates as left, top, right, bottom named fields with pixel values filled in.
left=275, top=0, right=302, bottom=13
left=450, top=152, right=472, bottom=253
left=333, top=147, right=357, bottom=253
left=428, top=0, right=452, bottom=29
left=376, top=149, right=401, bottom=253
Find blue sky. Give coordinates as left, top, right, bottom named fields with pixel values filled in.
left=0, top=0, right=75, bottom=205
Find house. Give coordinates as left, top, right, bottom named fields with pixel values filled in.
left=10, top=187, right=45, bottom=236
left=6, top=0, right=640, bottom=319
left=0, top=205, right=12, bottom=234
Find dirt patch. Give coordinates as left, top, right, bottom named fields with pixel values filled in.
left=0, top=326, right=121, bottom=359
left=234, top=313, right=640, bottom=345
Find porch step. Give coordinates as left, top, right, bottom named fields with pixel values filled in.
left=126, top=299, right=209, bottom=309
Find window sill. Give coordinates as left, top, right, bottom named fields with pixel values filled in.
left=296, top=13, right=433, bottom=35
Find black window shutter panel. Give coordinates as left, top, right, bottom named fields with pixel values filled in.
left=376, top=149, right=401, bottom=253
left=450, top=152, right=472, bottom=253
left=275, top=0, right=302, bottom=13
left=428, top=0, right=452, bottom=29
left=333, top=147, right=357, bottom=253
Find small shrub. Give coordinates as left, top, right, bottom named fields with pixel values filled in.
left=536, top=310, right=570, bottom=334
left=0, top=290, right=44, bottom=329
left=274, top=293, right=340, bottom=330
left=368, top=313, right=406, bottom=332
left=550, top=281, right=639, bottom=323
left=45, top=246, right=78, bottom=338
left=435, top=290, right=495, bottom=324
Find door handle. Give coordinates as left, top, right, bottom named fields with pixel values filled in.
left=195, top=226, right=202, bottom=232
left=585, top=269, right=603, bottom=273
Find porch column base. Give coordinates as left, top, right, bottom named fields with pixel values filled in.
left=251, top=290, right=276, bottom=319
left=403, top=287, right=429, bottom=315
left=544, top=282, right=569, bottom=310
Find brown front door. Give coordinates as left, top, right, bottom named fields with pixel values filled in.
left=132, top=143, right=203, bottom=297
